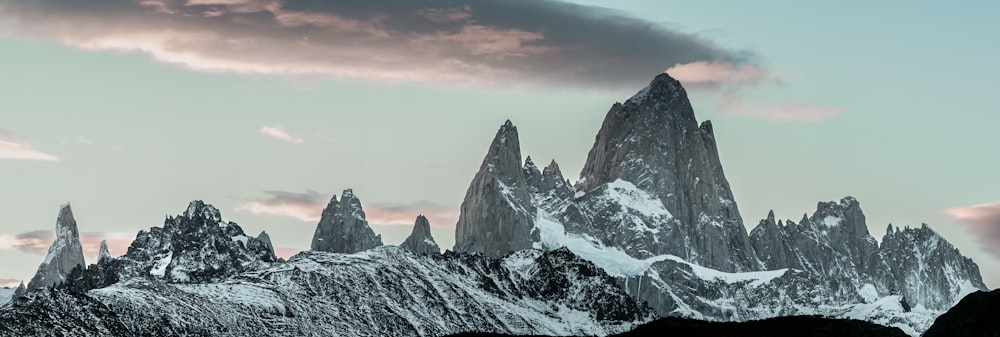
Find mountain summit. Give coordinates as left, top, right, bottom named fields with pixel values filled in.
left=26, top=204, right=85, bottom=292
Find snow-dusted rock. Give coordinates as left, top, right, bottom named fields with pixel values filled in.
left=26, top=204, right=86, bottom=292
left=881, top=223, right=986, bottom=310
left=0, top=246, right=652, bottom=336
left=400, top=215, right=440, bottom=256
left=311, top=189, right=383, bottom=254
left=107, top=200, right=277, bottom=284
left=454, top=120, right=538, bottom=258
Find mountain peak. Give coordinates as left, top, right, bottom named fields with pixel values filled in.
left=26, top=203, right=86, bottom=292
left=98, top=240, right=111, bottom=263
left=401, top=215, right=440, bottom=256
left=626, top=72, right=686, bottom=105
left=455, top=120, right=537, bottom=258
left=311, top=190, right=383, bottom=254
left=183, top=200, right=222, bottom=222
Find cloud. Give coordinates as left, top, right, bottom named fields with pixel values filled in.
left=259, top=125, right=304, bottom=144
left=0, top=0, right=755, bottom=90
left=237, top=189, right=326, bottom=221
left=945, top=202, right=1000, bottom=258
left=0, top=129, right=58, bottom=161
left=237, top=190, right=456, bottom=227
left=0, top=279, right=21, bottom=287
left=666, top=61, right=764, bottom=87
left=715, top=92, right=844, bottom=122
left=0, top=230, right=134, bottom=261
left=366, top=201, right=458, bottom=228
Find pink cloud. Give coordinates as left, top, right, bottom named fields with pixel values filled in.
left=237, top=190, right=457, bottom=227
left=666, top=61, right=764, bottom=86
left=715, top=91, right=844, bottom=122
left=945, top=202, right=1000, bottom=258
left=259, top=125, right=304, bottom=144
left=417, top=5, right=473, bottom=23
left=0, top=0, right=755, bottom=89
left=0, top=230, right=134, bottom=263
left=0, top=129, right=58, bottom=161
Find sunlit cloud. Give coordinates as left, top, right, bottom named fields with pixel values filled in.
left=0, top=230, right=134, bottom=262
left=237, top=190, right=457, bottom=227
left=0, top=129, right=58, bottom=161
left=0, top=279, right=21, bottom=287
left=945, top=202, right=1000, bottom=258
left=666, top=61, right=764, bottom=87
left=259, top=125, right=304, bottom=144
left=717, top=93, right=844, bottom=122
left=237, top=190, right=325, bottom=221
left=0, top=0, right=755, bottom=90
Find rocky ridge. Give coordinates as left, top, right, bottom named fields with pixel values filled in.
left=401, top=215, right=441, bottom=255
left=311, top=189, right=384, bottom=254
left=25, top=204, right=86, bottom=292
left=451, top=73, right=986, bottom=336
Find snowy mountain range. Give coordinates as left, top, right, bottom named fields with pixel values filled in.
left=0, top=73, right=988, bottom=337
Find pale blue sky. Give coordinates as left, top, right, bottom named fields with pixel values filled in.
left=0, top=1, right=997, bottom=287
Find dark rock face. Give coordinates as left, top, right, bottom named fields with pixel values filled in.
left=11, top=282, right=25, bottom=302
left=881, top=224, right=986, bottom=310
left=923, top=290, right=1000, bottom=337
left=749, top=197, right=888, bottom=299
left=454, top=120, right=538, bottom=258
left=575, top=74, right=760, bottom=272
left=614, top=316, right=909, bottom=337
left=748, top=198, right=986, bottom=312
left=310, top=189, right=384, bottom=254
left=107, top=200, right=277, bottom=284
left=97, top=240, right=112, bottom=264
left=26, top=204, right=86, bottom=292
left=400, top=215, right=441, bottom=256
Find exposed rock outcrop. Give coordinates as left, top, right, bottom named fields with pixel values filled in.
left=107, top=200, right=278, bottom=283
left=26, top=204, right=86, bottom=292
left=311, top=189, right=383, bottom=254
left=400, top=215, right=440, bottom=256
left=454, top=120, right=538, bottom=258
left=748, top=197, right=986, bottom=311
left=922, top=289, right=1000, bottom=337
left=574, top=74, right=761, bottom=272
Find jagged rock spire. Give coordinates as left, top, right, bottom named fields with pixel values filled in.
left=98, top=240, right=111, bottom=264
left=400, top=215, right=440, bottom=256
left=454, top=120, right=537, bottom=258
left=11, top=281, right=25, bottom=301
left=26, top=203, right=86, bottom=291
left=576, top=73, right=760, bottom=272
left=110, top=200, right=278, bottom=283
left=311, top=189, right=383, bottom=254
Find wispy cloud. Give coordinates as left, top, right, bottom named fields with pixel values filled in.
left=715, top=91, right=844, bottom=122
left=0, top=0, right=754, bottom=90
left=259, top=125, right=304, bottom=144
left=945, top=202, right=1000, bottom=258
left=0, top=129, right=58, bottom=161
left=237, top=190, right=456, bottom=227
left=0, top=279, right=21, bottom=287
left=0, top=230, right=134, bottom=261
left=237, top=190, right=326, bottom=221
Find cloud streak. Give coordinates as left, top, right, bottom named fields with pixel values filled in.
left=259, top=125, right=304, bottom=144
left=0, top=0, right=753, bottom=90
left=237, top=190, right=457, bottom=227
left=945, top=202, right=1000, bottom=259
left=0, top=230, right=134, bottom=261
left=0, top=129, right=58, bottom=161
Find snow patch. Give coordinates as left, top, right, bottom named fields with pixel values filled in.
left=150, top=251, right=172, bottom=277
left=823, top=215, right=843, bottom=227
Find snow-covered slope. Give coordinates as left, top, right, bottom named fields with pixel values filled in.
left=0, top=288, right=14, bottom=306
left=0, top=246, right=651, bottom=336
left=449, top=73, right=986, bottom=336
